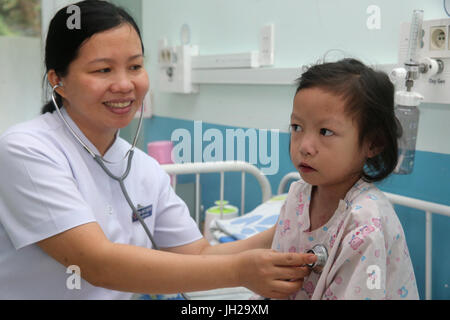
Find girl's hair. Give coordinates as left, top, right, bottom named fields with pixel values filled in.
left=294, top=58, right=401, bottom=183
left=42, top=0, right=144, bottom=114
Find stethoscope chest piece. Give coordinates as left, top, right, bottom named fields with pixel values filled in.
left=306, top=244, right=328, bottom=274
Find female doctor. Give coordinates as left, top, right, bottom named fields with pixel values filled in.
left=0, top=0, right=315, bottom=299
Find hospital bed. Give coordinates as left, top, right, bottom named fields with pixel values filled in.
left=139, top=161, right=450, bottom=300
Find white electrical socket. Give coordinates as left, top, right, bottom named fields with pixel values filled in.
left=430, top=26, right=447, bottom=51
left=259, top=24, right=274, bottom=66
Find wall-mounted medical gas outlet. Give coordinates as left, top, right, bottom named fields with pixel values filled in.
left=159, top=38, right=199, bottom=94
left=398, top=18, right=450, bottom=104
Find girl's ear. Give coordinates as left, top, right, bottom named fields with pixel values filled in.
left=366, top=140, right=384, bottom=159
left=361, top=132, right=384, bottom=159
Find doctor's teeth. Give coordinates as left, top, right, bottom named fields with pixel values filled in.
left=104, top=101, right=132, bottom=108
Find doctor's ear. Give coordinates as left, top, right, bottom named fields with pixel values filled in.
left=47, top=70, right=65, bottom=95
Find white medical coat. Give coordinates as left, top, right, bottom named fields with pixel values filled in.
left=0, top=109, right=202, bottom=299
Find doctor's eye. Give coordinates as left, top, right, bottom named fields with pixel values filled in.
left=96, top=68, right=111, bottom=73
left=320, top=128, right=334, bottom=137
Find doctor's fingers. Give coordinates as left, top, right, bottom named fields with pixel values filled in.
left=271, top=251, right=317, bottom=267
left=274, top=265, right=311, bottom=281
left=266, top=279, right=305, bottom=299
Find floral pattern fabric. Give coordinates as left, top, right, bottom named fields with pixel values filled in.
left=272, top=179, right=419, bottom=300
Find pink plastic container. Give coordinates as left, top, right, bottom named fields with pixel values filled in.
left=147, top=141, right=174, bottom=165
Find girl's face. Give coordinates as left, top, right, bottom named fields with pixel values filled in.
left=290, top=87, right=373, bottom=190
left=55, top=23, right=149, bottom=151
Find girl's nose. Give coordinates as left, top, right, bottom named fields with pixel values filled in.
left=298, top=135, right=317, bottom=157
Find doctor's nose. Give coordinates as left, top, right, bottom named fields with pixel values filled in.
left=110, top=73, right=134, bottom=93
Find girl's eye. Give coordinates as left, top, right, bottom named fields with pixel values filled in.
left=131, top=65, right=143, bottom=71
left=320, top=128, right=334, bottom=136
left=290, top=124, right=303, bottom=133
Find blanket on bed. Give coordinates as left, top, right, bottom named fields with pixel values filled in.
left=209, top=195, right=287, bottom=243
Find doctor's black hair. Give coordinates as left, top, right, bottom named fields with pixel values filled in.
left=41, top=0, right=144, bottom=114
left=292, top=58, right=401, bottom=183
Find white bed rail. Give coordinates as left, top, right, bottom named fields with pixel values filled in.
left=278, top=172, right=302, bottom=195
left=162, top=161, right=272, bottom=226
left=277, top=171, right=450, bottom=300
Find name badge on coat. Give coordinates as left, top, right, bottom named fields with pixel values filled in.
left=132, top=204, right=153, bottom=223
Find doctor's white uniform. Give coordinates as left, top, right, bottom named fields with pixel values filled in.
left=0, top=108, right=202, bottom=299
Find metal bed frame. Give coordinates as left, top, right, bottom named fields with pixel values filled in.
left=162, top=161, right=272, bottom=227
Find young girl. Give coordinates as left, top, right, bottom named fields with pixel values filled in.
left=272, top=58, right=419, bottom=299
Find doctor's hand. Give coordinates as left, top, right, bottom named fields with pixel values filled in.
left=235, top=249, right=317, bottom=299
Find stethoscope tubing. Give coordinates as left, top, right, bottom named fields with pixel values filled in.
left=93, top=152, right=159, bottom=250
left=52, top=85, right=158, bottom=247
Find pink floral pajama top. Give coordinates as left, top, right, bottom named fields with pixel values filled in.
left=272, top=179, right=419, bottom=300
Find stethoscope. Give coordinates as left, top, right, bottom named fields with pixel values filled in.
left=306, top=244, right=329, bottom=274
left=264, top=244, right=328, bottom=300
left=52, top=84, right=159, bottom=247
left=52, top=84, right=191, bottom=299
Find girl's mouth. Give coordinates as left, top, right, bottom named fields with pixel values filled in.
left=299, top=163, right=317, bottom=173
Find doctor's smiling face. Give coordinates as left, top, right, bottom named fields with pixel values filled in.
left=48, top=23, right=149, bottom=154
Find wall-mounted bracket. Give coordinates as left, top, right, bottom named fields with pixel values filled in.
left=158, top=25, right=275, bottom=93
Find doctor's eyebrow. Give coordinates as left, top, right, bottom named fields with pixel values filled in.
left=87, top=54, right=144, bottom=65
